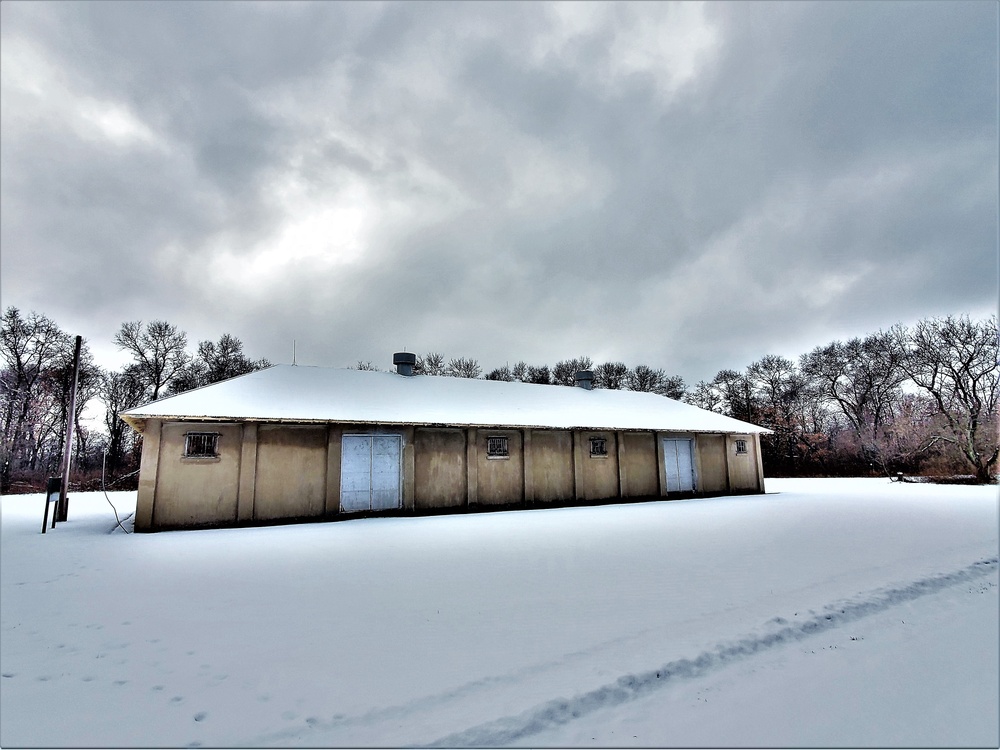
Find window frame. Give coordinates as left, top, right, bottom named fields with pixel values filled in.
left=486, top=435, right=510, bottom=460
left=589, top=436, right=609, bottom=458
left=183, top=431, right=221, bottom=459
left=734, top=438, right=748, bottom=455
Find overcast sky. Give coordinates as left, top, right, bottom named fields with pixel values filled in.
left=2, top=0, right=996, bottom=384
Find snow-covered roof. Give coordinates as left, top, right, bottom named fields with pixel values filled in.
left=121, top=365, right=770, bottom=434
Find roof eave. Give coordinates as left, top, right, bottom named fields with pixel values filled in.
left=119, top=413, right=772, bottom=435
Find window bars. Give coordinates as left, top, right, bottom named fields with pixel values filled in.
left=184, top=432, right=220, bottom=458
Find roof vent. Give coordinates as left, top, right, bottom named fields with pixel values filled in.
left=393, top=352, right=417, bottom=376
left=574, top=370, right=594, bottom=390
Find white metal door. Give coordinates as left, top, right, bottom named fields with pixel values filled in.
left=371, top=435, right=402, bottom=511
left=340, top=435, right=402, bottom=512
left=341, top=435, right=374, bottom=512
left=663, top=438, right=695, bottom=493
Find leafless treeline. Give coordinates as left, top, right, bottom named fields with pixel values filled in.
left=363, top=315, right=999, bottom=481
left=356, top=354, right=687, bottom=398
left=686, top=316, right=998, bottom=481
left=0, top=308, right=269, bottom=493
left=2, top=307, right=996, bottom=493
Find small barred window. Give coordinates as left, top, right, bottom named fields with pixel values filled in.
left=486, top=435, right=509, bottom=459
left=735, top=439, right=748, bottom=455
left=590, top=437, right=608, bottom=457
left=184, top=432, right=220, bottom=458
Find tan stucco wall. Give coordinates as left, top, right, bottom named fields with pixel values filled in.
left=475, top=429, right=523, bottom=506
left=253, top=425, right=328, bottom=520
left=697, top=434, right=729, bottom=494
left=577, top=431, right=620, bottom=501
left=134, top=419, right=765, bottom=530
left=324, top=426, right=343, bottom=515
left=529, top=430, right=574, bottom=504
left=151, top=422, right=242, bottom=528
left=727, top=434, right=762, bottom=492
left=133, top=418, right=161, bottom=531
left=620, top=431, right=659, bottom=497
left=414, top=428, right=467, bottom=510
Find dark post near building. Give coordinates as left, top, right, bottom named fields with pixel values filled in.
left=56, top=335, right=82, bottom=523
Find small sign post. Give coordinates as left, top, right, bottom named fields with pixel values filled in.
left=42, top=477, right=61, bottom=534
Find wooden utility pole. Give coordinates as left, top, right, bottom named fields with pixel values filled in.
left=56, top=335, right=82, bottom=523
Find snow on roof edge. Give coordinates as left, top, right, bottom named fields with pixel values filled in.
left=122, top=413, right=771, bottom=434
left=120, top=364, right=773, bottom=435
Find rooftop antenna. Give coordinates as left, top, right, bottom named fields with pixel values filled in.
left=292, top=339, right=297, bottom=366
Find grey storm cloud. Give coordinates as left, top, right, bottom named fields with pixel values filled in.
left=1, top=0, right=996, bottom=382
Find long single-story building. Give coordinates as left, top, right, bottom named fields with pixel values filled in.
left=120, top=356, right=770, bottom=531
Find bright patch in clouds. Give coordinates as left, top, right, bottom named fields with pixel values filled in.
left=1, top=32, right=161, bottom=149
left=536, top=1, right=720, bottom=102
left=270, top=179, right=371, bottom=264
left=77, top=99, right=162, bottom=148
left=607, top=2, right=720, bottom=98
left=207, top=181, right=373, bottom=292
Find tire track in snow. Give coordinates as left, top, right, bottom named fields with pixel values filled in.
left=423, top=557, right=999, bottom=748
left=240, top=622, right=653, bottom=746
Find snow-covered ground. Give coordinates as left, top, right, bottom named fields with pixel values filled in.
left=1, top=479, right=997, bottom=748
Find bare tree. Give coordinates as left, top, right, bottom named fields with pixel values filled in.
left=628, top=365, right=685, bottom=399
left=525, top=364, right=552, bottom=385
left=199, top=334, right=270, bottom=383
left=447, top=357, right=482, bottom=379
left=114, top=320, right=189, bottom=400
left=593, top=362, right=629, bottom=390
left=354, top=361, right=380, bottom=371
left=553, top=356, right=594, bottom=386
left=869, top=392, right=944, bottom=475
left=100, top=365, right=148, bottom=474
left=684, top=380, right=724, bottom=412
left=0, top=307, right=74, bottom=492
left=745, top=355, right=811, bottom=475
left=659, top=375, right=686, bottom=400
left=415, top=352, right=446, bottom=376
left=800, top=329, right=907, bottom=473
left=48, top=343, right=100, bottom=472
left=902, top=315, right=999, bottom=482
left=710, top=369, right=757, bottom=423
left=170, top=333, right=271, bottom=394
left=485, top=365, right=514, bottom=381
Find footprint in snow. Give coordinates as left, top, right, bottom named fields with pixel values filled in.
left=193, top=712, right=208, bottom=722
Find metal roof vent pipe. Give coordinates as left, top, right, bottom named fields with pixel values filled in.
left=393, top=352, right=417, bottom=376
left=574, top=370, right=594, bottom=390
